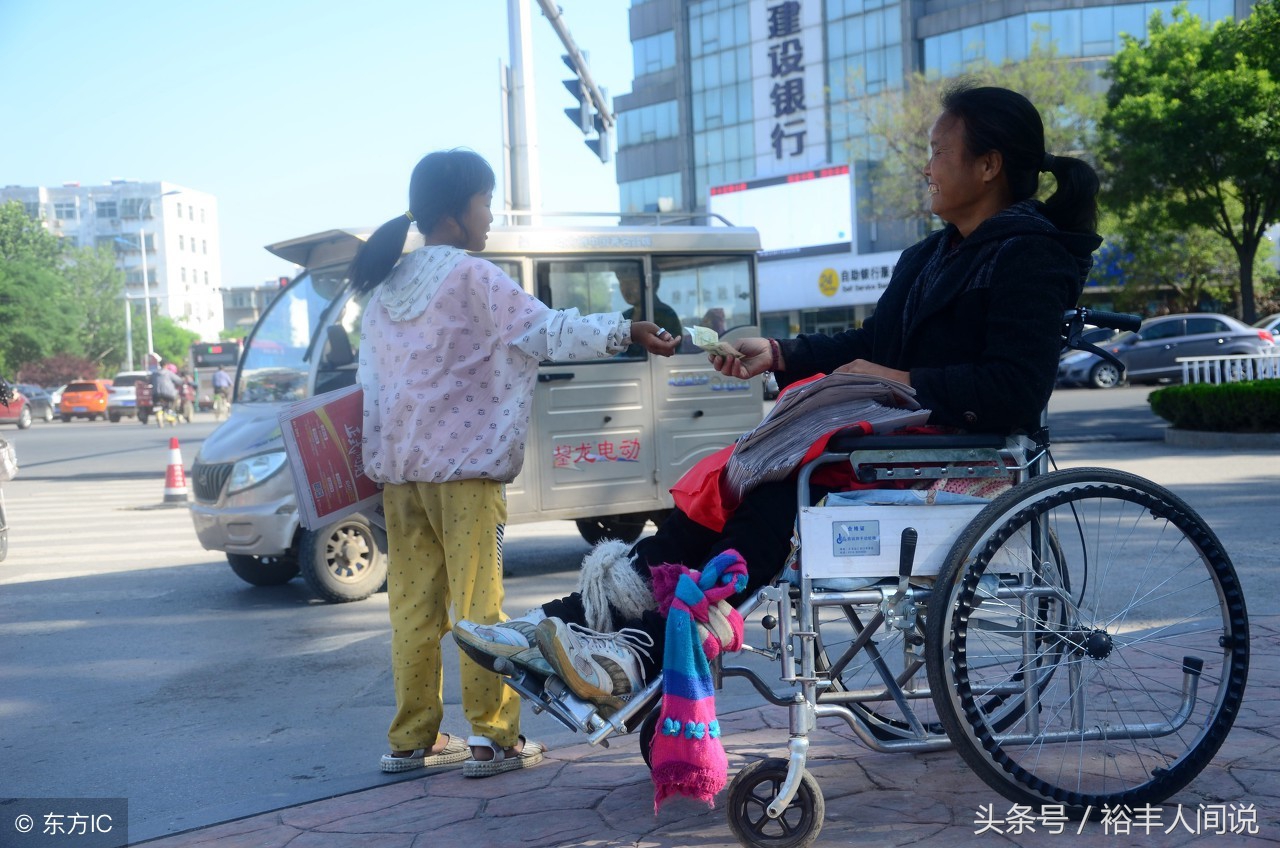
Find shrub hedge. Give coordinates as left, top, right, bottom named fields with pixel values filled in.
left=1148, top=380, right=1280, bottom=432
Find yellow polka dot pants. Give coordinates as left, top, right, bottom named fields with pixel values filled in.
left=382, top=479, right=520, bottom=751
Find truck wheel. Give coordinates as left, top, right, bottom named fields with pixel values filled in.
left=227, top=553, right=300, bottom=586
left=109, top=413, right=121, bottom=423
left=575, top=513, right=650, bottom=546
left=298, top=513, right=387, bottom=603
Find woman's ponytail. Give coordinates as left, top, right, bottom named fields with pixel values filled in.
left=349, top=214, right=413, bottom=294
left=1040, top=154, right=1100, bottom=237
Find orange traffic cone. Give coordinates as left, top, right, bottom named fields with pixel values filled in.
left=164, top=436, right=189, bottom=503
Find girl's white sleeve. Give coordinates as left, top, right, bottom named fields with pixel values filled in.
left=483, top=263, right=633, bottom=360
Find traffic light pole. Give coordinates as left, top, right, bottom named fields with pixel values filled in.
left=505, top=0, right=541, bottom=214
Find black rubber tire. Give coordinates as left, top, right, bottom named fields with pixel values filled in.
left=60, top=415, right=71, bottom=423
left=575, top=513, right=650, bottom=546
left=726, top=758, right=825, bottom=848
left=638, top=702, right=662, bottom=769
left=16, top=407, right=31, bottom=430
left=298, top=513, right=387, bottom=603
left=925, top=468, right=1249, bottom=813
left=226, top=553, right=300, bottom=586
left=1088, top=360, right=1122, bottom=389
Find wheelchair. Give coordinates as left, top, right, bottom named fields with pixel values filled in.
left=495, top=308, right=1250, bottom=848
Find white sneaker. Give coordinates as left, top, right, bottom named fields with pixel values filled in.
left=453, top=610, right=549, bottom=675
left=535, top=617, right=653, bottom=712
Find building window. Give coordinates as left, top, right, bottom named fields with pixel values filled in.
left=21, top=202, right=41, bottom=220
left=119, top=198, right=147, bottom=219
left=620, top=100, right=680, bottom=147
left=176, top=202, right=183, bottom=217
left=620, top=172, right=683, bottom=214
left=200, top=208, right=205, bottom=223
left=202, top=239, right=207, bottom=254
left=181, top=268, right=187, bottom=283
left=96, top=200, right=118, bottom=219
left=633, top=30, right=676, bottom=77
left=179, top=235, right=185, bottom=251
left=54, top=201, right=77, bottom=220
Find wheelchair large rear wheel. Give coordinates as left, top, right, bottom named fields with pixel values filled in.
left=926, top=468, right=1249, bottom=812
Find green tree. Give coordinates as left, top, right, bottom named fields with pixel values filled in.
left=0, top=200, right=62, bottom=266
left=849, top=40, right=1102, bottom=234
left=62, top=246, right=128, bottom=368
left=0, top=261, right=79, bottom=375
left=150, top=315, right=201, bottom=369
left=1100, top=2, right=1280, bottom=322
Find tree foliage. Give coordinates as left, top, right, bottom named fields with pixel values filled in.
left=849, top=40, right=1102, bottom=233
left=1099, top=1, right=1280, bottom=322
left=0, top=201, right=62, bottom=266
left=0, top=200, right=133, bottom=379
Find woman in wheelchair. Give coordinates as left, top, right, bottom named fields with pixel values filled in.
left=455, top=83, right=1103, bottom=712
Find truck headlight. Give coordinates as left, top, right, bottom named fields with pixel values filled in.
left=227, top=451, right=288, bottom=494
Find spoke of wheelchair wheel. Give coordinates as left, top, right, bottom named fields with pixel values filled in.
left=1103, top=522, right=1204, bottom=634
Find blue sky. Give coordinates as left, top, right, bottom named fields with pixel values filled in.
left=0, top=0, right=633, bottom=286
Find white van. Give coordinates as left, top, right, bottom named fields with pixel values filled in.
left=189, top=219, right=763, bottom=602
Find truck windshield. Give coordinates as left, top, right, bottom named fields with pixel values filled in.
left=238, top=268, right=345, bottom=403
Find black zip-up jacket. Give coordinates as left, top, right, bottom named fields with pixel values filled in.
left=777, top=201, right=1102, bottom=434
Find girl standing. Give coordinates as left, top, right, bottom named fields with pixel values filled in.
left=352, top=149, right=678, bottom=776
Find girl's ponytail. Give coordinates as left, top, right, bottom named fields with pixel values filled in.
left=349, top=213, right=413, bottom=294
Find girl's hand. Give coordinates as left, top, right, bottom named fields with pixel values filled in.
left=631, top=321, right=681, bottom=357
left=709, top=337, right=773, bottom=379
left=833, top=359, right=912, bottom=385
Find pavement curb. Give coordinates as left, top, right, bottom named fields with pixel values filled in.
left=1164, top=428, right=1280, bottom=449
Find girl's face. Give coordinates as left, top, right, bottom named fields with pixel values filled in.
left=455, top=190, right=493, bottom=252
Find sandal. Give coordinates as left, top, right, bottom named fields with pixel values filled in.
left=462, top=735, right=546, bottom=778
left=379, top=733, right=469, bottom=773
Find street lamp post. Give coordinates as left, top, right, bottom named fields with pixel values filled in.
left=136, top=189, right=180, bottom=366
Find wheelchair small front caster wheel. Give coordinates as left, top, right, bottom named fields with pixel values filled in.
left=493, top=656, right=514, bottom=675
left=727, top=758, right=825, bottom=848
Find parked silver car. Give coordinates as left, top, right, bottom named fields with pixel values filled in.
left=1059, top=313, right=1275, bottom=388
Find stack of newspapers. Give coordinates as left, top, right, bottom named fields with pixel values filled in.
left=723, top=372, right=932, bottom=500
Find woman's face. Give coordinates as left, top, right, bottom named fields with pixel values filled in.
left=923, top=112, right=992, bottom=227
left=455, top=190, right=493, bottom=252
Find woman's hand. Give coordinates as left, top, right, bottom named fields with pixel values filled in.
left=709, top=337, right=773, bottom=379
left=631, top=321, right=682, bottom=357
left=834, top=359, right=912, bottom=385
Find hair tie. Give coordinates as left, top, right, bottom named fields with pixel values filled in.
left=404, top=210, right=414, bottom=222
left=1041, top=153, right=1057, bottom=172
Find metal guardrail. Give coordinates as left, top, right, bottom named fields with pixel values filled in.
left=1177, top=349, right=1280, bottom=384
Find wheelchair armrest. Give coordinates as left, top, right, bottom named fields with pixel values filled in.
left=824, top=431, right=1008, bottom=453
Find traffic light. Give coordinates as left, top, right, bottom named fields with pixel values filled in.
left=562, top=56, right=592, bottom=134
left=561, top=53, right=611, bottom=164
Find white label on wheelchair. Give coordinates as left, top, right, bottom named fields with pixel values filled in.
left=801, top=503, right=986, bottom=579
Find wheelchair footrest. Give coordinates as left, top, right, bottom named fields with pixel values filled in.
left=501, top=667, right=611, bottom=745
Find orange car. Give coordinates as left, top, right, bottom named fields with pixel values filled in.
left=58, top=379, right=111, bottom=422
